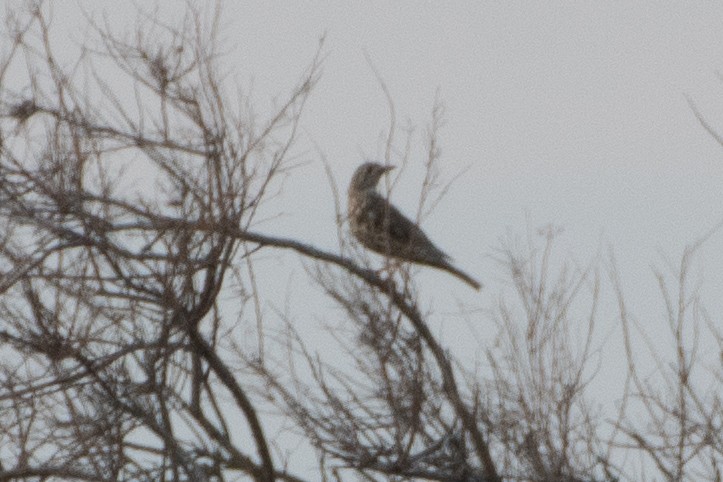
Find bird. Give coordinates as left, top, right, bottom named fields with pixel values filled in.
left=348, top=162, right=481, bottom=290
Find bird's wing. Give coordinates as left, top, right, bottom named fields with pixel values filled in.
left=368, top=194, right=449, bottom=261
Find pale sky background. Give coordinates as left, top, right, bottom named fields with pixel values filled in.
left=220, top=1, right=723, bottom=305
left=223, top=1, right=723, bottom=377
left=7, top=1, right=723, bottom=478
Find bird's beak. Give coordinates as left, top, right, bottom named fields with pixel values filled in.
left=382, top=165, right=395, bottom=173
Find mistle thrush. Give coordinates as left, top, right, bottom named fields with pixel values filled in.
left=348, top=162, right=481, bottom=290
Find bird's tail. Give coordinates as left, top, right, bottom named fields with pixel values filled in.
left=442, top=262, right=482, bottom=291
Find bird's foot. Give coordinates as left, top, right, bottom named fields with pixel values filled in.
left=373, top=268, right=398, bottom=292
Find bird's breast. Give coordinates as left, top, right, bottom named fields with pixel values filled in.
left=348, top=191, right=383, bottom=237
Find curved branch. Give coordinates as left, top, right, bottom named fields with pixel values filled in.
left=222, top=227, right=500, bottom=481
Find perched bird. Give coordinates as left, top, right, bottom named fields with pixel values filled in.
left=348, top=162, right=481, bottom=290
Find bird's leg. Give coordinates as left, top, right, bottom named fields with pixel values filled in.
left=373, top=258, right=403, bottom=292
left=378, top=259, right=417, bottom=297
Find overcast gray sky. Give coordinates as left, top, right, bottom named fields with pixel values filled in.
left=217, top=1, right=723, bottom=344
left=45, top=1, right=723, bottom=296
left=223, top=1, right=723, bottom=282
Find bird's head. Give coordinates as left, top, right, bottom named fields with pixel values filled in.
left=350, top=162, right=394, bottom=191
